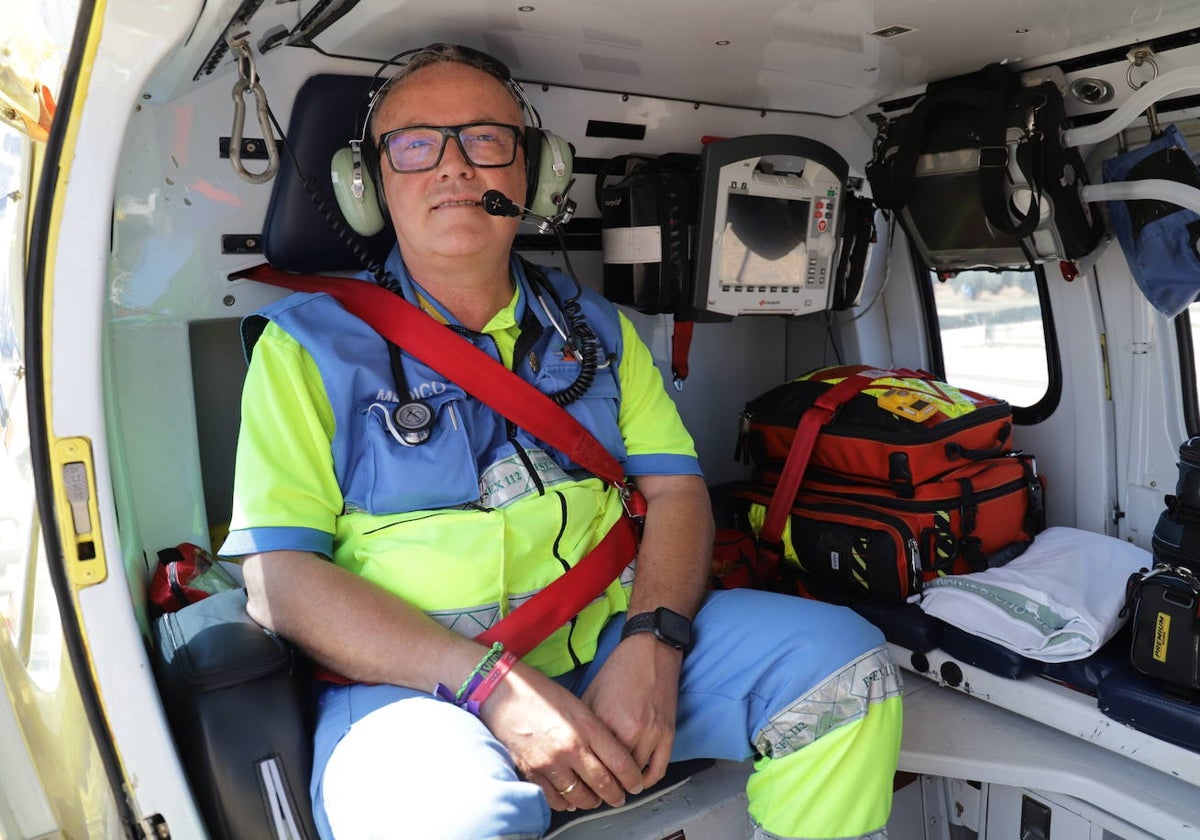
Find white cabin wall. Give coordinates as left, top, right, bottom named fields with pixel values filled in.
left=1090, top=118, right=1200, bottom=548
left=1092, top=225, right=1191, bottom=548
left=1005, top=261, right=1113, bottom=535
left=61, top=2, right=216, bottom=835
left=808, top=214, right=932, bottom=375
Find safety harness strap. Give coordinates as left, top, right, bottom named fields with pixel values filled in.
left=239, top=264, right=642, bottom=659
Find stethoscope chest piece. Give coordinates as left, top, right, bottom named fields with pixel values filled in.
left=392, top=400, right=434, bottom=445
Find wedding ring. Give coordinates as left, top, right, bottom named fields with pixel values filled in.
left=557, top=780, right=578, bottom=797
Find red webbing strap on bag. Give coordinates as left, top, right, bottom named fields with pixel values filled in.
left=239, top=264, right=642, bottom=659
left=757, top=368, right=903, bottom=567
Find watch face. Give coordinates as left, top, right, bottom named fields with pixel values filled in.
left=657, top=608, right=692, bottom=650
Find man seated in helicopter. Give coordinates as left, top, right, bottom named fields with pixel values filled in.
left=220, top=41, right=903, bottom=840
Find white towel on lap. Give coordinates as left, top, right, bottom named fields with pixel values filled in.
left=916, top=526, right=1151, bottom=662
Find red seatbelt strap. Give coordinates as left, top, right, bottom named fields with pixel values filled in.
left=757, top=368, right=900, bottom=565
left=238, top=264, right=644, bottom=659
left=476, top=513, right=639, bottom=656
left=241, top=265, right=625, bottom=487
left=670, top=318, right=695, bottom=387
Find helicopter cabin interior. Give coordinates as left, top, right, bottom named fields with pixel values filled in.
left=8, top=0, right=1200, bottom=838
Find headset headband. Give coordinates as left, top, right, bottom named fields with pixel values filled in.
left=351, top=43, right=540, bottom=149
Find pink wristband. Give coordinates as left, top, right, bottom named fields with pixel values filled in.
left=463, top=651, right=518, bottom=715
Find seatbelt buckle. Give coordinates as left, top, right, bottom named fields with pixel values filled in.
left=620, top=483, right=647, bottom=524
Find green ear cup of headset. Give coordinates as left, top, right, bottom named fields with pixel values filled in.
left=527, top=132, right=574, bottom=219
left=331, top=146, right=387, bottom=237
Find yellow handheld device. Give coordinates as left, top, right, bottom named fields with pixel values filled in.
left=876, top=389, right=939, bottom=422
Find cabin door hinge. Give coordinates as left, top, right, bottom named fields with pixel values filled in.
left=1112, top=503, right=1126, bottom=525
left=138, top=813, right=170, bottom=839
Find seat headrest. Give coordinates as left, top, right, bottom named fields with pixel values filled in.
left=262, top=74, right=395, bottom=273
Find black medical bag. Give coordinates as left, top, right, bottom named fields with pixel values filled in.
left=1123, top=437, right=1200, bottom=692
left=1125, top=565, right=1200, bottom=691
left=866, top=62, right=1103, bottom=270
left=1151, top=436, right=1200, bottom=573
left=596, top=153, right=700, bottom=314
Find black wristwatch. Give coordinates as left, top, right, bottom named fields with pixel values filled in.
left=620, top=607, right=693, bottom=653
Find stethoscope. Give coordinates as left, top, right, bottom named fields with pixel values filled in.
left=376, top=262, right=599, bottom=447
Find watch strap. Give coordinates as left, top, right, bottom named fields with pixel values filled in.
left=621, top=609, right=691, bottom=651
left=620, top=612, right=658, bottom=640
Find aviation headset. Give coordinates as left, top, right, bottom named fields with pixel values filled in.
left=330, top=42, right=575, bottom=236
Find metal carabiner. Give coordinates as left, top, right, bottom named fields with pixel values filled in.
left=230, top=77, right=280, bottom=184
left=226, top=29, right=279, bottom=184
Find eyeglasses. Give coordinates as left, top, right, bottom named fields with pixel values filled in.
left=378, top=123, right=523, bottom=173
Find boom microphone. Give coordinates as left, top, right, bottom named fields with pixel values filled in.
left=482, top=188, right=576, bottom=234
left=482, top=190, right=524, bottom=218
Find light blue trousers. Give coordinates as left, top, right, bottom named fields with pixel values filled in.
left=312, top=589, right=893, bottom=839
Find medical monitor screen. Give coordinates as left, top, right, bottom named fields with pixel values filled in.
left=906, top=172, right=1021, bottom=253
left=691, top=135, right=846, bottom=317
left=719, top=193, right=811, bottom=288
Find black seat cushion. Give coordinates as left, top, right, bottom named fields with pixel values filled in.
left=934, top=622, right=1043, bottom=679
left=1037, top=626, right=1131, bottom=694
left=849, top=599, right=942, bottom=654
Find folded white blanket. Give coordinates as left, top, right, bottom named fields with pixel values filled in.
left=917, top=526, right=1151, bottom=662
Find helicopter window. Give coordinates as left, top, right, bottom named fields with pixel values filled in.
left=921, top=266, right=1062, bottom=424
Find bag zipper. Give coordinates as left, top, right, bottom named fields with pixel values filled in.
left=801, top=465, right=1032, bottom=514
left=746, top=399, right=1011, bottom=445
left=787, top=499, right=924, bottom=598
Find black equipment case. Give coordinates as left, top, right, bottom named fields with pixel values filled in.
left=866, top=63, right=1104, bottom=270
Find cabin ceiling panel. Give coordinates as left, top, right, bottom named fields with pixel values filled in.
left=140, top=0, right=1200, bottom=114
left=318, top=0, right=883, bottom=115
left=310, top=0, right=1200, bottom=116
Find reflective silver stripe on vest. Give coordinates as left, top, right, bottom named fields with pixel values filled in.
left=752, top=822, right=888, bottom=840
left=424, top=560, right=637, bottom=637
left=753, top=646, right=902, bottom=760
left=478, top=449, right=574, bottom=509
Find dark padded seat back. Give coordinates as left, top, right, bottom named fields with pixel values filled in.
left=262, top=74, right=395, bottom=273
left=153, top=589, right=318, bottom=839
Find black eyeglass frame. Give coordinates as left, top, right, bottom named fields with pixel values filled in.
left=377, top=122, right=525, bottom=173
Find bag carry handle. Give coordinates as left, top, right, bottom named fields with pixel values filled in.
left=758, top=370, right=901, bottom=560
left=944, top=422, right=1011, bottom=461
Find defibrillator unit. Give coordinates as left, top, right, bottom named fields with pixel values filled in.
left=691, top=135, right=848, bottom=317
